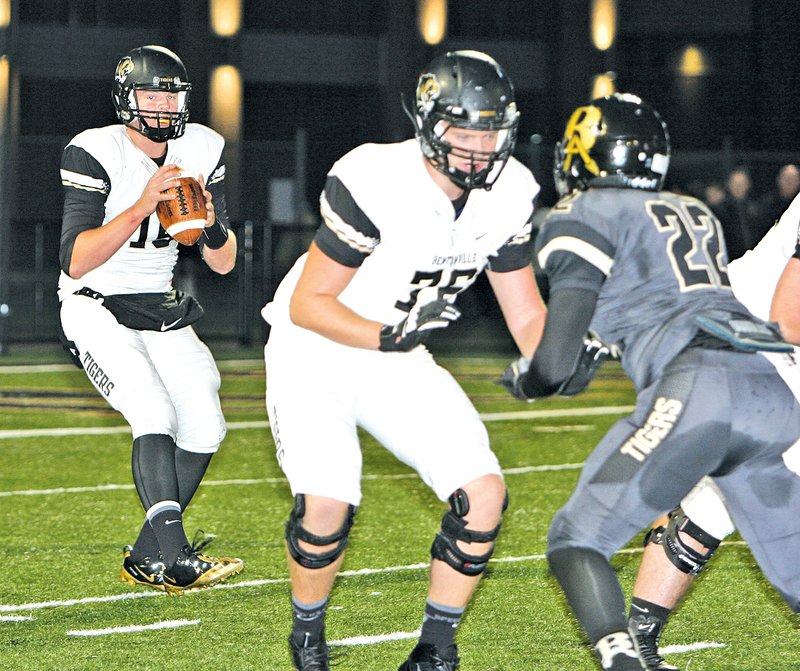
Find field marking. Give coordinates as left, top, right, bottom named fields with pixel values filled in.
left=0, top=614, right=32, bottom=621
left=66, top=619, right=200, bottom=637
left=662, top=641, right=726, bottom=654
left=0, top=463, right=585, bottom=499
left=0, top=542, right=748, bottom=615
left=0, top=406, right=633, bottom=441
left=332, top=629, right=420, bottom=646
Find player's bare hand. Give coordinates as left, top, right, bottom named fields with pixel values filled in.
left=135, top=164, right=183, bottom=217
left=198, top=174, right=216, bottom=228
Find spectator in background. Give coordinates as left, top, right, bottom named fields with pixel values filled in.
left=714, top=167, right=763, bottom=260
left=702, top=180, right=726, bottom=210
left=760, top=163, right=800, bottom=237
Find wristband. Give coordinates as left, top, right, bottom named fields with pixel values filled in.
left=203, top=220, right=229, bottom=249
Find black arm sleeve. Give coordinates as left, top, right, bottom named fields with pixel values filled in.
left=197, top=154, right=230, bottom=252
left=59, top=145, right=110, bottom=274
left=520, top=287, right=599, bottom=398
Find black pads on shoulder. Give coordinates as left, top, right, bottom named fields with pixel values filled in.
left=648, top=507, right=721, bottom=576
left=430, top=488, right=506, bottom=576
left=285, top=494, right=357, bottom=569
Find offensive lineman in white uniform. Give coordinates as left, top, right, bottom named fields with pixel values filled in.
left=626, top=194, right=800, bottom=670
left=262, top=51, right=546, bottom=671
left=58, top=46, right=242, bottom=594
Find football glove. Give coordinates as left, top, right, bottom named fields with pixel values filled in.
left=379, top=298, right=461, bottom=352
left=498, top=356, right=534, bottom=402
left=556, top=335, right=613, bottom=396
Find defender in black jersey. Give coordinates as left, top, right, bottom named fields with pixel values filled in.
left=502, top=93, right=800, bottom=670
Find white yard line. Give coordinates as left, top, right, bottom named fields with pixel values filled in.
left=66, top=619, right=201, bottom=636
left=0, top=406, right=632, bottom=440
left=0, top=542, right=747, bottom=615
left=0, top=463, right=585, bottom=498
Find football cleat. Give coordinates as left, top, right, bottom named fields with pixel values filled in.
left=398, top=643, right=460, bottom=671
left=289, top=633, right=331, bottom=671
left=630, top=630, right=679, bottom=670
left=629, top=615, right=679, bottom=670
left=119, top=545, right=166, bottom=591
left=162, top=531, right=244, bottom=595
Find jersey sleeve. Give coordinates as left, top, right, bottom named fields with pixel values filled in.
left=313, top=174, right=380, bottom=267
left=487, top=207, right=535, bottom=272
left=59, top=144, right=110, bottom=274
left=535, top=218, right=613, bottom=294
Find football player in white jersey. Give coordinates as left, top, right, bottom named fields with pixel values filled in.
left=58, top=45, right=242, bottom=594
left=627, top=195, right=800, bottom=671
left=262, top=50, right=545, bottom=671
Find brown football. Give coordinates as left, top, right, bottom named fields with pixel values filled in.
left=156, top=175, right=207, bottom=245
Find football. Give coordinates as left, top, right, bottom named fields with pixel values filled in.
left=156, top=175, right=207, bottom=245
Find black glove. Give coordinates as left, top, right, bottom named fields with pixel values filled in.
left=556, top=336, right=612, bottom=396
left=498, top=356, right=534, bottom=402
left=379, top=299, right=461, bottom=352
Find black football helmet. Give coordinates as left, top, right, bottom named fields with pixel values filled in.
left=407, top=50, right=519, bottom=190
left=112, top=45, right=191, bottom=142
left=554, top=93, right=670, bottom=197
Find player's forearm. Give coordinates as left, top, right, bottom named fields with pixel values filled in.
left=771, top=256, right=800, bottom=345
left=203, top=230, right=237, bottom=275
left=289, top=293, right=382, bottom=349
left=67, top=208, right=146, bottom=278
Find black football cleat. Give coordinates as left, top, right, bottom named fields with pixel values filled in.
left=161, top=531, right=243, bottom=595
left=119, top=545, right=166, bottom=591
left=289, top=633, right=331, bottom=671
left=629, top=615, right=680, bottom=670
left=398, top=643, right=460, bottom=671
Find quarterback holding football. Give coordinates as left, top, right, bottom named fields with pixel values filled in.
left=57, top=45, right=242, bottom=594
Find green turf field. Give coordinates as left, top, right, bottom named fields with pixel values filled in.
left=1, top=352, right=798, bottom=670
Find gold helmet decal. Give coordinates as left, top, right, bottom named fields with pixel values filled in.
left=417, top=73, right=441, bottom=114
left=115, top=56, right=134, bottom=84
left=562, top=105, right=602, bottom=176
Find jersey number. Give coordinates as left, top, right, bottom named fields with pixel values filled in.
left=395, top=268, right=478, bottom=313
left=647, top=200, right=730, bottom=291
left=129, top=215, right=172, bottom=249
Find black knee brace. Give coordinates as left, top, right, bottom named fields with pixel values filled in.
left=646, top=507, right=721, bottom=576
left=285, top=494, right=357, bottom=569
left=430, top=488, right=507, bottom=577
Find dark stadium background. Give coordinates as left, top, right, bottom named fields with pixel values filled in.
left=2, top=0, right=799, bottom=354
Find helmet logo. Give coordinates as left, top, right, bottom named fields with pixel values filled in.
left=115, top=56, right=134, bottom=84
left=417, top=73, right=441, bottom=113
left=562, top=105, right=602, bottom=176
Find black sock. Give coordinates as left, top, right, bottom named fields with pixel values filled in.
left=629, top=597, right=672, bottom=636
left=418, top=599, right=463, bottom=650
left=291, top=595, right=328, bottom=646
left=132, top=449, right=212, bottom=560
left=149, top=508, right=189, bottom=567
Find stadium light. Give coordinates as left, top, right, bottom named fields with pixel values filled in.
left=210, top=65, right=242, bottom=141
left=418, top=0, right=447, bottom=46
left=591, top=0, right=616, bottom=51
left=591, top=71, right=616, bottom=99
left=210, top=0, right=241, bottom=38
left=679, top=44, right=708, bottom=77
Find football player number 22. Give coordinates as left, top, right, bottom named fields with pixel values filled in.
left=647, top=200, right=731, bottom=292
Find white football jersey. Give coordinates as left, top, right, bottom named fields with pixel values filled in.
left=728, top=191, right=800, bottom=398
left=263, top=139, right=539, bottom=330
left=58, top=123, right=225, bottom=299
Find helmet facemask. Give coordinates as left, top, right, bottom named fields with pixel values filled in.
left=421, top=114, right=518, bottom=190
left=123, top=86, right=190, bottom=142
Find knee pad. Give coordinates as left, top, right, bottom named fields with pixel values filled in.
left=430, top=488, right=507, bottom=577
left=652, top=507, right=721, bottom=576
left=285, top=494, right=356, bottom=569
